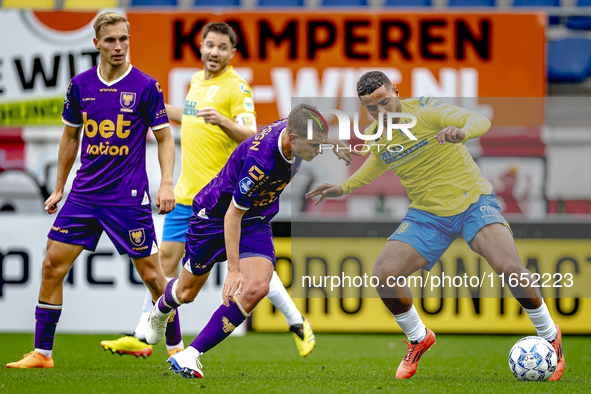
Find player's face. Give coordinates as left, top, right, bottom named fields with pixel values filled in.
left=360, top=85, right=401, bottom=128
left=93, top=22, right=129, bottom=68
left=291, top=132, right=327, bottom=162
left=200, top=31, right=236, bottom=76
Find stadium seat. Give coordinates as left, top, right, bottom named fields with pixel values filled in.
left=130, top=0, right=177, bottom=6
left=566, top=0, right=591, bottom=30
left=322, top=0, right=367, bottom=6
left=384, top=0, right=431, bottom=6
left=194, top=0, right=239, bottom=5
left=547, top=38, right=591, bottom=82
left=448, top=0, right=494, bottom=6
left=64, top=0, right=117, bottom=9
left=513, top=0, right=560, bottom=25
left=3, top=0, right=54, bottom=8
left=259, top=0, right=303, bottom=6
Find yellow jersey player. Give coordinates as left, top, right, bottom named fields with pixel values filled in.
left=100, top=22, right=316, bottom=358
left=307, top=71, right=564, bottom=381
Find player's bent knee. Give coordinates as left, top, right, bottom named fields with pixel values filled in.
left=242, top=282, right=269, bottom=304
left=41, top=256, right=69, bottom=283
left=176, top=286, right=197, bottom=304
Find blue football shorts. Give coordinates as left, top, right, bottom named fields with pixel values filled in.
left=162, top=203, right=193, bottom=243
left=389, top=193, right=511, bottom=271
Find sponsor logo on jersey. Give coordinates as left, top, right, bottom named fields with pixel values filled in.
left=239, top=177, right=255, bottom=194
left=429, top=99, right=445, bottom=108
left=183, top=100, right=199, bottom=116
left=243, top=97, right=254, bottom=111
left=129, top=228, right=146, bottom=246
left=248, top=165, right=265, bottom=181
left=240, top=83, right=250, bottom=94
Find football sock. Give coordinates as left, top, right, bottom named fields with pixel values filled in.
left=190, top=300, right=248, bottom=354
left=165, top=309, right=183, bottom=348
left=266, top=271, right=304, bottom=327
left=523, top=300, right=557, bottom=342
left=393, top=304, right=426, bottom=343
left=34, top=302, right=62, bottom=358
left=133, top=289, right=153, bottom=339
left=157, top=278, right=182, bottom=315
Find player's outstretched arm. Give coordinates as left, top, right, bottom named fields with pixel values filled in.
left=152, top=126, right=176, bottom=215
left=198, top=107, right=256, bottom=143
left=325, top=136, right=359, bottom=166
left=434, top=126, right=466, bottom=145
left=306, top=183, right=344, bottom=206
left=45, top=124, right=82, bottom=214
left=164, top=104, right=182, bottom=123
left=223, top=201, right=247, bottom=306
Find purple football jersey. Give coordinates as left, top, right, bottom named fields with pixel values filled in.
left=193, top=118, right=302, bottom=221
left=62, top=65, right=169, bottom=206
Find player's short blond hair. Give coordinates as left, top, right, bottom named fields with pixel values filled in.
left=93, top=12, right=130, bottom=39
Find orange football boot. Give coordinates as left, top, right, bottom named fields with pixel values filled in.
left=6, top=351, right=54, bottom=369
left=395, top=328, right=436, bottom=379
left=167, top=347, right=185, bottom=357
left=548, top=324, right=565, bottom=381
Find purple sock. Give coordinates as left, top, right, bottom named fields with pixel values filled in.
left=190, top=301, right=247, bottom=354
left=34, top=304, right=62, bottom=351
left=157, top=278, right=181, bottom=314
left=165, top=309, right=182, bottom=346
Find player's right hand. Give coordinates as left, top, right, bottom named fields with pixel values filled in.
left=305, top=183, right=343, bottom=206
left=222, top=269, right=244, bottom=307
left=44, top=190, right=63, bottom=214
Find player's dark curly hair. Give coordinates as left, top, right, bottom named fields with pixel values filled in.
left=287, top=103, right=329, bottom=138
left=357, top=71, right=394, bottom=97
left=202, top=22, right=237, bottom=49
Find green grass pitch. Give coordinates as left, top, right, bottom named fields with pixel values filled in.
left=1, top=333, right=590, bottom=393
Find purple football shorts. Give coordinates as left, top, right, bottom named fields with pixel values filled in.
left=182, top=215, right=275, bottom=276
left=48, top=198, right=158, bottom=258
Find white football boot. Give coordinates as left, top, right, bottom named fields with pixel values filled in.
left=145, top=298, right=171, bottom=345
left=167, top=348, right=203, bottom=378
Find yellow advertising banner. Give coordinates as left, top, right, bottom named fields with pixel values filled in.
left=252, top=238, right=591, bottom=334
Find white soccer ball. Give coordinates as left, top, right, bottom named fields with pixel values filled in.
left=508, top=336, right=557, bottom=381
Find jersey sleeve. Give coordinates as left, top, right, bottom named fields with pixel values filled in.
left=340, top=150, right=389, bottom=195
left=144, top=80, right=170, bottom=131
left=421, top=99, right=491, bottom=142
left=232, top=156, right=269, bottom=210
left=62, top=79, right=83, bottom=127
left=229, top=81, right=257, bottom=130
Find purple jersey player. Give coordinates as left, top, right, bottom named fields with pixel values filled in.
left=6, top=12, right=180, bottom=370
left=144, top=104, right=345, bottom=379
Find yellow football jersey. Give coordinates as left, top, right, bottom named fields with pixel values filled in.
left=340, top=97, right=493, bottom=216
left=175, top=66, right=256, bottom=205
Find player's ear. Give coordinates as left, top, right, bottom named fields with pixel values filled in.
left=393, top=85, right=399, bottom=97
left=230, top=47, right=236, bottom=59
left=93, top=37, right=99, bottom=50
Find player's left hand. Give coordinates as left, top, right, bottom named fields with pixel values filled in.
left=434, top=126, right=465, bottom=145
left=197, top=107, right=226, bottom=126
left=222, top=269, right=244, bottom=307
left=156, top=185, right=175, bottom=215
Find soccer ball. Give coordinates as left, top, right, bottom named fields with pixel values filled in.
left=508, top=336, right=557, bottom=381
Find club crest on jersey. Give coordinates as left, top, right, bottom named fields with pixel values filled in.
left=240, top=83, right=250, bottom=94
left=204, top=85, right=220, bottom=102
left=120, top=92, right=136, bottom=109
left=239, top=177, right=255, bottom=194
left=129, top=228, right=146, bottom=246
